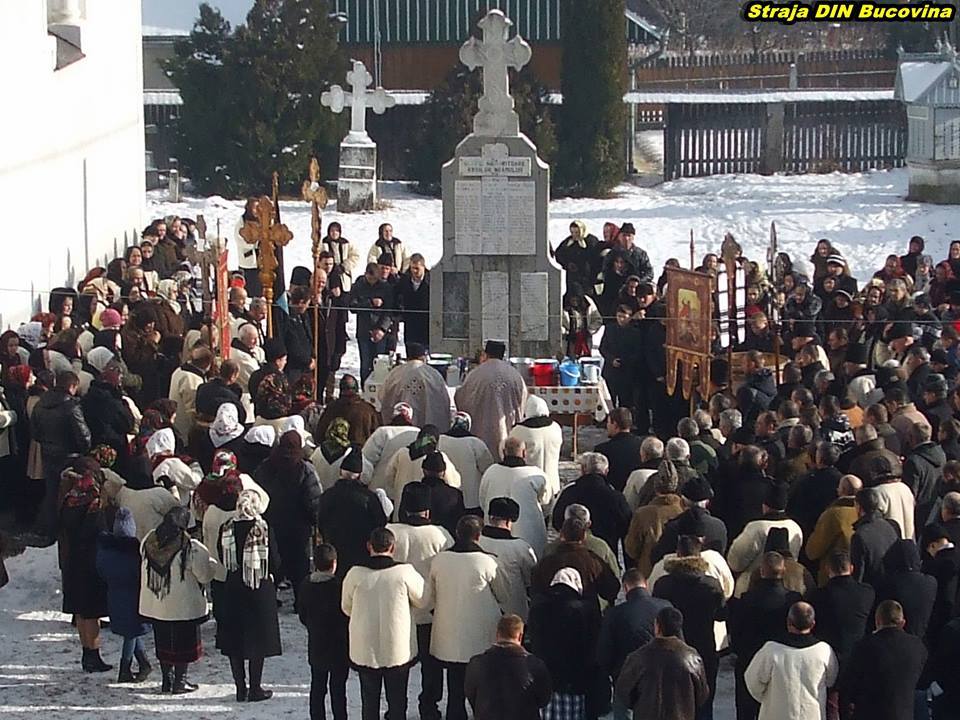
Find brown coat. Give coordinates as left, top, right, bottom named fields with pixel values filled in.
left=624, top=494, right=685, bottom=577
left=748, top=557, right=816, bottom=596
left=314, top=393, right=382, bottom=446
left=616, top=636, right=710, bottom=720
left=805, top=496, right=858, bottom=586
left=890, top=404, right=930, bottom=451
left=531, top=541, right=620, bottom=605
left=848, top=439, right=903, bottom=487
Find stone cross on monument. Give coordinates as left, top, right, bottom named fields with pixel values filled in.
left=429, top=9, right=560, bottom=360
left=321, top=61, right=396, bottom=212
left=459, top=10, right=533, bottom=137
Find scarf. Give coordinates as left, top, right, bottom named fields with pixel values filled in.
left=209, top=404, right=244, bottom=448
left=219, top=491, right=269, bottom=590
left=143, top=530, right=190, bottom=600
left=321, top=418, right=351, bottom=459
left=194, top=451, right=243, bottom=518
left=269, top=430, right=304, bottom=474
left=409, top=426, right=440, bottom=461
left=256, top=371, right=291, bottom=419
left=60, top=467, right=100, bottom=509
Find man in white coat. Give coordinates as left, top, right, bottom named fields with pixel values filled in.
left=168, top=346, right=213, bottom=441
left=378, top=343, right=452, bottom=432
left=426, top=516, right=507, bottom=720
left=385, top=483, right=454, bottom=720
left=438, top=412, right=495, bottom=513
left=727, top=482, right=803, bottom=597
left=362, top=403, right=420, bottom=492
left=341, top=527, right=426, bottom=720
left=478, top=437, right=548, bottom=557
left=508, top=396, right=563, bottom=507
left=745, top=602, right=838, bottom=720
left=477, top=497, right=538, bottom=620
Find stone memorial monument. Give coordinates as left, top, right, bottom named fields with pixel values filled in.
left=429, top=9, right=560, bottom=359
left=321, top=60, right=396, bottom=212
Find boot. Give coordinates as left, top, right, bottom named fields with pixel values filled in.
left=81, top=648, right=113, bottom=673
left=247, top=687, right=273, bottom=702
left=134, top=648, right=153, bottom=682
left=117, top=659, right=136, bottom=683
left=160, top=663, right=174, bottom=693
left=230, top=656, right=247, bottom=702
left=247, top=658, right=272, bottom=702
left=172, top=664, right=198, bottom=694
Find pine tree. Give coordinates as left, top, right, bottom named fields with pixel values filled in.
left=412, top=65, right=557, bottom=194
left=557, top=0, right=627, bottom=197
left=168, top=0, right=348, bottom=196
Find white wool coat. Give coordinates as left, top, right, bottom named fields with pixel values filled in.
left=623, top=468, right=657, bottom=511
left=508, top=422, right=563, bottom=507
left=745, top=639, right=839, bottom=720
left=310, top=446, right=375, bottom=491
left=478, top=462, right=548, bottom=557
left=728, top=517, right=804, bottom=597
left=341, top=561, right=426, bottom=669
left=168, top=366, right=205, bottom=439
left=648, top=550, right=735, bottom=600
left=438, top=434, right=495, bottom=509
left=426, top=549, right=505, bottom=664
left=138, top=535, right=221, bottom=622
left=363, top=426, right=420, bottom=491
left=386, top=522, right=454, bottom=624
left=385, top=448, right=461, bottom=506
left=477, top=532, right=537, bottom=621
left=874, top=481, right=916, bottom=540
left=153, top=457, right=203, bottom=514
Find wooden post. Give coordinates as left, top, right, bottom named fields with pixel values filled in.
left=302, top=157, right=329, bottom=402
left=690, top=229, right=695, bottom=270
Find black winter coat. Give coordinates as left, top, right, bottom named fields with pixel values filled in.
left=527, top=584, right=600, bottom=694
left=555, top=234, right=599, bottom=287
left=712, top=465, right=774, bottom=541
left=316, top=479, right=388, bottom=577
left=297, top=572, right=349, bottom=668
left=81, top=381, right=134, bottom=454
left=593, top=432, right=644, bottom=493
left=851, top=513, right=901, bottom=589
left=651, top=506, right=729, bottom=565
left=31, top=389, right=91, bottom=464
left=903, top=442, right=946, bottom=509
left=551, top=473, right=633, bottom=556
left=195, top=378, right=247, bottom=424
left=60, top=504, right=108, bottom=617
left=350, top=277, right=394, bottom=337
left=605, top=246, right=653, bottom=284
left=275, top=308, right=314, bottom=373
left=842, top=627, right=927, bottom=720
left=728, top=578, right=800, bottom=669
left=416, top=476, right=466, bottom=537
left=807, top=575, right=875, bottom=671
left=394, top=271, right=430, bottom=347
left=922, top=545, right=960, bottom=641
left=597, top=587, right=673, bottom=679
left=737, top=368, right=777, bottom=426
left=465, top=642, right=553, bottom=720
left=876, top=539, right=937, bottom=638
left=787, top=466, right=843, bottom=539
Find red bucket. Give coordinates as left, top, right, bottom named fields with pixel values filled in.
left=532, top=359, right=558, bottom=387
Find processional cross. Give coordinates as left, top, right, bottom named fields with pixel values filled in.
left=302, top=157, right=327, bottom=400
left=321, top=61, right=396, bottom=141
left=459, top=9, right=532, bottom=137
left=239, top=197, right=293, bottom=338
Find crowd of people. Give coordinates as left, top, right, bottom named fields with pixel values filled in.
left=0, top=213, right=958, bottom=720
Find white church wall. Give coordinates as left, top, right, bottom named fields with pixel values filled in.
left=0, top=0, right=144, bottom=328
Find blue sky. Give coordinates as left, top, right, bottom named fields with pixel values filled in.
left=142, top=0, right=254, bottom=31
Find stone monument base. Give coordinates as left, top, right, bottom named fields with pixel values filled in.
left=337, top=134, right=378, bottom=212
left=907, top=162, right=960, bottom=204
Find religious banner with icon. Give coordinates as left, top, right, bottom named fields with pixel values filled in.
left=216, top=245, right=231, bottom=359
left=665, top=267, right=713, bottom=399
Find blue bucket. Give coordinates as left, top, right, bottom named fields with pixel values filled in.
left=559, top=359, right=581, bottom=387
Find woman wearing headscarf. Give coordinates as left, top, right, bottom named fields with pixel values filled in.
left=362, top=401, right=420, bottom=492
left=254, top=430, right=323, bottom=605
left=139, top=505, right=220, bottom=694
left=146, top=428, right=203, bottom=514
left=311, top=418, right=372, bottom=491
left=58, top=457, right=111, bottom=672
left=509, top=396, right=563, bottom=508
left=96, top=506, right=152, bottom=682
left=196, top=450, right=269, bottom=546
left=527, top=568, right=603, bottom=720
left=212, top=489, right=282, bottom=702
left=384, top=424, right=462, bottom=507
left=0, top=330, right=25, bottom=378
left=238, top=425, right=276, bottom=475
left=554, top=221, right=599, bottom=292
left=194, top=403, right=246, bottom=474
left=438, top=412, right=495, bottom=515
left=5, top=365, right=37, bottom=526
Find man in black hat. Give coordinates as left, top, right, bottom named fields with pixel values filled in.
left=417, top=451, right=466, bottom=536
left=904, top=345, right=932, bottom=405
left=604, top=223, right=653, bottom=284
left=887, top=321, right=916, bottom=364
left=477, top=497, right=536, bottom=620
left=930, top=347, right=959, bottom=386
left=350, top=262, right=396, bottom=386
left=728, top=482, right=801, bottom=596
left=651, top=475, right=728, bottom=566
left=822, top=254, right=857, bottom=296
left=922, top=372, right=952, bottom=437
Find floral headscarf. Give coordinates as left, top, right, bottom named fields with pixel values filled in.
left=209, top=404, right=244, bottom=448
left=321, top=418, right=351, bottom=459
left=89, top=444, right=118, bottom=469
left=60, top=458, right=102, bottom=510
left=256, top=372, right=291, bottom=420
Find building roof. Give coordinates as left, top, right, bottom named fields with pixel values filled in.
left=623, top=89, right=895, bottom=104
left=144, top=90, right=183, bottom=106
left=332, top=0, right=661, bottom=45
left=142, top=25, right=190, bottom=38
left=895, top=57, right=960, bottom=104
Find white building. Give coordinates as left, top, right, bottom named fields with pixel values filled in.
left=0, top=0, right=145, bottom=328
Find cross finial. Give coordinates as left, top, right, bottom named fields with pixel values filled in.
left=321, top=60, right=397, bottom=141
left=459, top=9, right=532, bottom=137
left=301, top=157, right=328, bottom=207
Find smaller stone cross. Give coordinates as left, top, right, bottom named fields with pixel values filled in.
left=459, top=9, right=532, bottom=137
left=239, top=196, right=293, bottom=337
left=321, top=60, right=396, bottom=141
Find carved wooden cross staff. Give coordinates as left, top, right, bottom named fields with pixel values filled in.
left=239, top=196, right=293, bottom=338
left=302, top=157, right=327, bottom=401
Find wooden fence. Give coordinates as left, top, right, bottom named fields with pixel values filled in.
left=662, top=100, right=906, bottom=180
